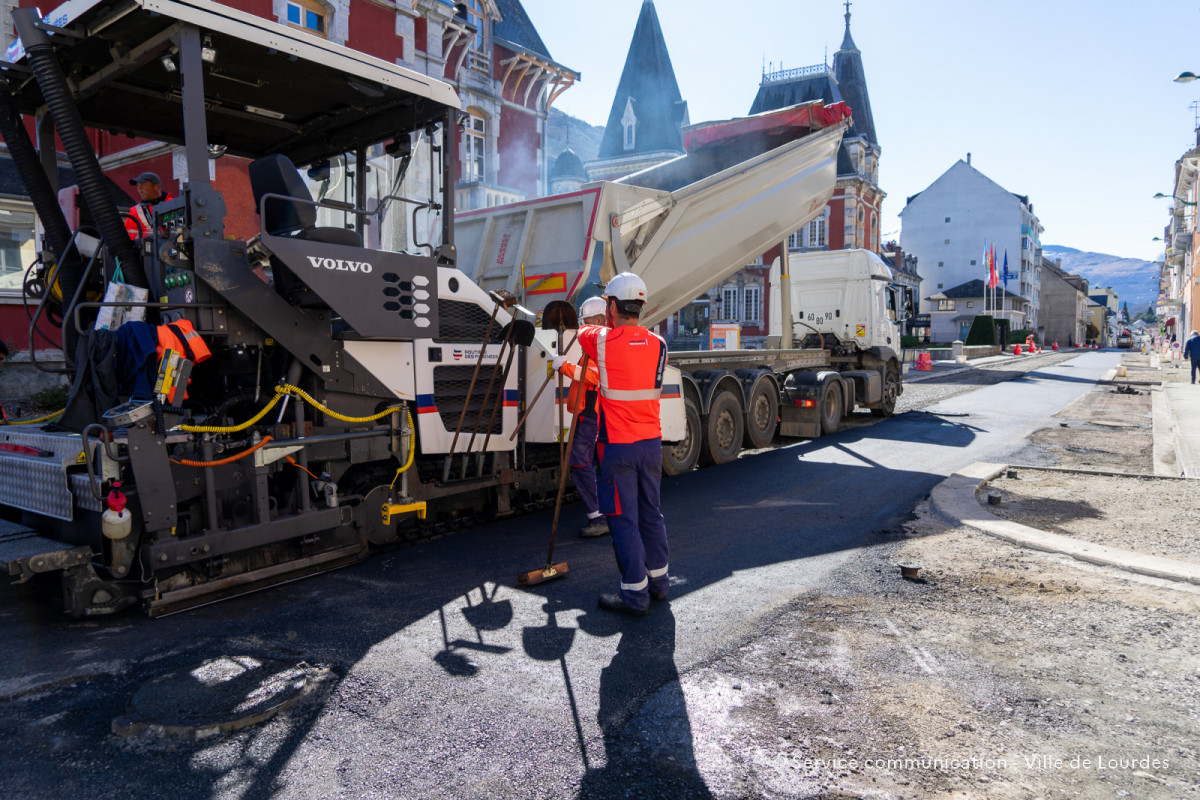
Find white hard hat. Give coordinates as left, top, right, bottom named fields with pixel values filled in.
left=603, top=272, right=647, bottom=303
left=579, top=296, right=606, bottom=318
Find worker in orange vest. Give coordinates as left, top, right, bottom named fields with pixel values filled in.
left=553, top=272, right=668, bottom=615
left=125, top=172, right=174, bottom=240
left=560, top=296, right=608, bottom=538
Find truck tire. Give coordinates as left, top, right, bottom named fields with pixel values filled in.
left=743, top=378, right=779, bottom=449
left=662, top=396, right=701, bottom=476
left=820, top=380, right=842, bottom=435
left=871, top=370, right=898, bottom=417
left=700, top=388, right=744, bottom=466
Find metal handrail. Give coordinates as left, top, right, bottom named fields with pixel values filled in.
left=27, top=225, right=104, bottom=375
left=70, top=300, right=223, bottom=336
left=257, top=190, right=435, bottom=229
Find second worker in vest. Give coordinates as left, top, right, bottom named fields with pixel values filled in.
left=552, top=272, right=668, bottom=615
left=560, top=296, right=608, bottom=538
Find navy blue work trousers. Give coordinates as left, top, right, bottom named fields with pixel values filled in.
left=597, top=438, right=668, bottom=610
left=570, top=412, right=600, bottom=515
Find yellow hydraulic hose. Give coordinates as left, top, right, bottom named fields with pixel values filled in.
left=389, top=408, right=417, bottom=490
left=1, top=409, right=65, bottom=425
left=179, top=384, right=403, bottom=433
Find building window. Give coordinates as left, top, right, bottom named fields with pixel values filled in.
left=788, top=230, right=802, bottom=249
left=938, top=299, right=955, bottom=311
left=463, top=109, right=485, bottom=182
left=721, top=286, right=739, bottom=320
left=938, top=261, right=944, bottom=267
left=461, top=0, right=489, bottom=72
left=621, top=97, right=637, bottom=152
left=945, top=217, right=951, bottom=223
left=464, top=0, right=486, bottom=51
left=966, top=302, right=974, bottom=308
left=944, top=239, right=950, bottom=245
left=970, top=259, right=976, bottom=265
left=937, top=283, right=944, bottom=289
left=0, top=207, right=34, bottom=294
left=807, top=212, right=827, bottom=247
left=286, top=0, right=326, bottom=36
left=743, top=285, right=761, bottom=322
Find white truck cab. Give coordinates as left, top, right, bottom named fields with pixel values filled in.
left=769, top=248, right=907, bottom=352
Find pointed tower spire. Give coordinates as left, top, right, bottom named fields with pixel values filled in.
left=840, top=0, right=857, bottom=51
left=595, top=0, right=688, bottom=160
left=832, top=0, right=876, bottom=148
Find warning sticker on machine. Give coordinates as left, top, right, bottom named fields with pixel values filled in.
left=856, top=325, right=867, bottom=337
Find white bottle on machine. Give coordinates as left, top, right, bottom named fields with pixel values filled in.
left=102, top=481, right=132, bottom=540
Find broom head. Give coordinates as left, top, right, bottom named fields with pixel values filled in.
left=516, top=562, right=570, bottom=587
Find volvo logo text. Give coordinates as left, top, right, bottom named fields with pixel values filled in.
left=307, top=256, right=373, bottom=274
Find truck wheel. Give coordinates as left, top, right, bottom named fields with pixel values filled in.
left=700, top=388, right=744, bottom=466
left=662, top=396, right=701, bottom=476
left=820, top=380, right=842, bottom=435
left=743, top=379, right=779, bottom=449
left=871, top=370, right=898, bottom=417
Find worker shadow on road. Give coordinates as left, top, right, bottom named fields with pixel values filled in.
left=567, top=601, right=713, bottom=799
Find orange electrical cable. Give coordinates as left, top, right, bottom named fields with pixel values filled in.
left=285, top=455, right=320, bottom=480
left=170, top=436, right=274, bottom=467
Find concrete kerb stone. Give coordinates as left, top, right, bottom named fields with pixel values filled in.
left=1164, top=385, right=1200, bottom=479
left=1152, top=387, right=1181, bottom=478
left=929, top=462, right=1200, bottom=586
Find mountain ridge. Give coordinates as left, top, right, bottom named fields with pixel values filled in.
left=1041, top=245, right=1158, bottom=312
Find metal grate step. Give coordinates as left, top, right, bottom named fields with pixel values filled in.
left=0, top=518, right=92, bottom=579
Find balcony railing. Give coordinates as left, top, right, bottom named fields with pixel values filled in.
left=761, top=63, right=829, bottom=85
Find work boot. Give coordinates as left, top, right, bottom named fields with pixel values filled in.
left=597, top=593, right=648, bottom=616
left=650, top=589, right=668, bottom=602
left=579, top=519, right=609, bottom=538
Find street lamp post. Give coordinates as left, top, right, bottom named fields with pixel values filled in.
left=1153, top=192, right=1198, bottom=206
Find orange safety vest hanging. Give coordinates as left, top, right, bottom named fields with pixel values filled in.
left=156, top=318, right=212, bottom=365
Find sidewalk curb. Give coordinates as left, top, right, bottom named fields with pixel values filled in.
left=929, top=462, right=1200, bottom=586
left=1152, top=388, right=1181, bottom=478
left=1163, top=385, right=1197, bottom=479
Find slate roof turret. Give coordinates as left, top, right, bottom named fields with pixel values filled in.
left=831, top=5, right=877, bottom=148
left=550, top=148, right=585, bottom=181
left=596, top=0, right=688, bottom=160
left=493, top=0, right=553, bottom=62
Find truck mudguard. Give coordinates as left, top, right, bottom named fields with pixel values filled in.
left=688, top=370, right=744, bottom=416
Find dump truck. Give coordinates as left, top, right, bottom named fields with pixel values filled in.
left=456, top=146, right=907, bottom=475
left=0, top=0, right=853, bottom=615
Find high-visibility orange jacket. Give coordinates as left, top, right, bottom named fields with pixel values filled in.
left=561, top=357, right=599, bottom=416
left=577, top=323, right=666, bottom=443
left=156, top=318, right=212, bottom=365
left=126, top=192, right=174, bottom=239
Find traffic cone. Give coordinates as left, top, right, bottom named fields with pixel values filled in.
left=1014, top=344, right=1022, bottom=355
left=1052, top=342, right=1059, bottom=351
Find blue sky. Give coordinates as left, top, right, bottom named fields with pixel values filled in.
left=520, top=0, right=1198, bottom=263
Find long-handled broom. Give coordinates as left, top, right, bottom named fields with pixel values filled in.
left=517, top=301, right=582, bottom=587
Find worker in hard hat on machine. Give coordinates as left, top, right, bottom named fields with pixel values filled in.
left=559, top=296, right=608, bottom=537
left=552, top=272, right=669, bottom=615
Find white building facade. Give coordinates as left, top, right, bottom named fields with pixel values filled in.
left=900, top=158, right=1043, bottom=333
